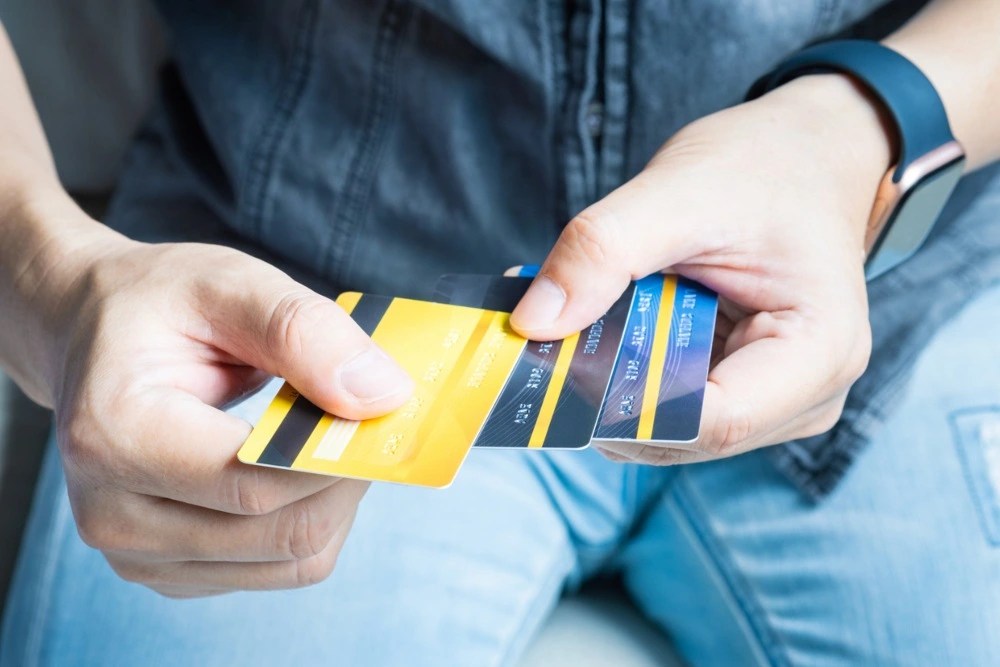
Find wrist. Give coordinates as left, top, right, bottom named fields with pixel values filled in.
left=756, top=73, right=897, bottom=245
left=0, top=185, right=129, bottom=406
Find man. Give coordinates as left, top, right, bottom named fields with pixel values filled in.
left=1, top=0, right=999, bottom=664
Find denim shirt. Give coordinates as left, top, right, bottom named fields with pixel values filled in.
left=134, top=0, right=1000, bottom=499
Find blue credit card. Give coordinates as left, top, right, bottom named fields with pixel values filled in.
left=593, top=275, right=717, bottom=444
left=433, top=268, right=718, bottom=447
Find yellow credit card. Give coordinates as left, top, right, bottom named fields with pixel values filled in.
left=237, top=293, right=526, bottom=488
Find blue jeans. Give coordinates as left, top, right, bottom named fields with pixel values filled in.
left=3, top=284, right=1000, bottom=666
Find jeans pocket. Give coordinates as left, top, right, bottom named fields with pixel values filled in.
left=950, top=407, right=1000, bottom=546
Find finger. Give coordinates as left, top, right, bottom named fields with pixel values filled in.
left=88, top=478, right=367, bottom=563
left=197, top=261, right=413, bottom=420
left=594, top=443, right=713, bottom=466
left=146, top=585, right=228, bottom=600
left=510, top=171, right=701, bottom=340
left=107, top=388, right=340, bottom=514
left=693, top=312, right=862, bottom=457
left=741, top=391, right=850, bottom=449
left=597, top=386, right=849, bottom=466
left=108, top=512, right=354, bottom=592
left=179, top=362, right=271, bottom=410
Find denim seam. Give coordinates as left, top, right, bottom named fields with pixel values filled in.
left=321, top=0, right=412, bottom=284
left=670, top=471, right=791, bottom=667
left=20, top=478, right=72, bottom=667
left=241, top=0, right=320, bottom=239
left=949, top=406, right=1000, bottom=547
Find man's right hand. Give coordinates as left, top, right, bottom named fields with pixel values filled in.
left=40, top=234, right=413, bottom=598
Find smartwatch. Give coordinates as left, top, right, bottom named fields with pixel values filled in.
left=747, top=39, right=965, bottom=280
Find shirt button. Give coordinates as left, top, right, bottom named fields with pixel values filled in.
left=585, top=102, right=604, bottom=138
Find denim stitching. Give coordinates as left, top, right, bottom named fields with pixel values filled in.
left=321, top=0, right=413, bottom=285
left=241, top=0, right=320, bottom=238
left=670, top=471, right=791, bottom=667
left=949, top=406, right=1000, bottom=546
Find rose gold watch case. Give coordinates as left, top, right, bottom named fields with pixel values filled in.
left=864, top=140, right=966, bottom=280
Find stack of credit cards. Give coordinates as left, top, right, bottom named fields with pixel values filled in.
left=238, top=267, right=718, bottom=488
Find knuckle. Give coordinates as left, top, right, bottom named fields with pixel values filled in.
left=596, top=447, right=633, bottom=463
left=282, top=501, right=333, bottom=560
left=74, top=501, right=138, bottom=553
left=562, top=208, right=621, bottom=268
left=59, top=413, right=103, bottom=472
left=845, top=330, right=873, bottom=384
left=205, top=245, right=251, bottom=274
left=293, top=549, right=338, bottom=588
left=646, top=447, right=691, bottom=466
left=708, top=403, right=754, bottom=456
left=75, top=509, right=110, bottom=550
left=150, top=587, right=192, bottom=600
left=73, top=498, right=129, bottom=552
left=265, top=291, right=327, bottom=362
left=807, top=399, right=847, bottom=438
left=815, top=407, right=844, bottom=435
left=234, top=468, right=278, bottom=516
left=107, top=557, right=157, bottom=585
left=828, top=317, right=872, bottom=387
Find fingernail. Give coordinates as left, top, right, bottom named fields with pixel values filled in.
left=338, top=347, right=412, bottom=402
left=511, top=275, right=566, bottom=331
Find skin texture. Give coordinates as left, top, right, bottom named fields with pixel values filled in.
left=0, top=0, right=998, bottom=595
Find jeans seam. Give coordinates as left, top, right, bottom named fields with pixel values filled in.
left=321, top=0, right=412, bottom=284
left=241, top=0, right=320, bottom=239
left=670, top=471, right=790, bottom=667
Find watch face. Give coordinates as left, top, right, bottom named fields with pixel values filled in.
left=865, top=155, right=966, bottom=280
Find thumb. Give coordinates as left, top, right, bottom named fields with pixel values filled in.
left=511, top=174, right=696, bottom=340
left=203, top=270, right=413, bottom=420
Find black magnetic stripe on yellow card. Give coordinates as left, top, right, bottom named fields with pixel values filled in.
left=349, top=294, right=393, bottom=336
left=256, top=293, right=391, bottom=467
left=257, top=396, right=326, bottom=467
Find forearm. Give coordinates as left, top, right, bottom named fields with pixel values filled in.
left=884, top=0, right=1000, bottom=170
left=0, top=23, right=121, bottom=407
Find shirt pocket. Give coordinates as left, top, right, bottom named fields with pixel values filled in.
left=950, top=407, right=1000, bottom=546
